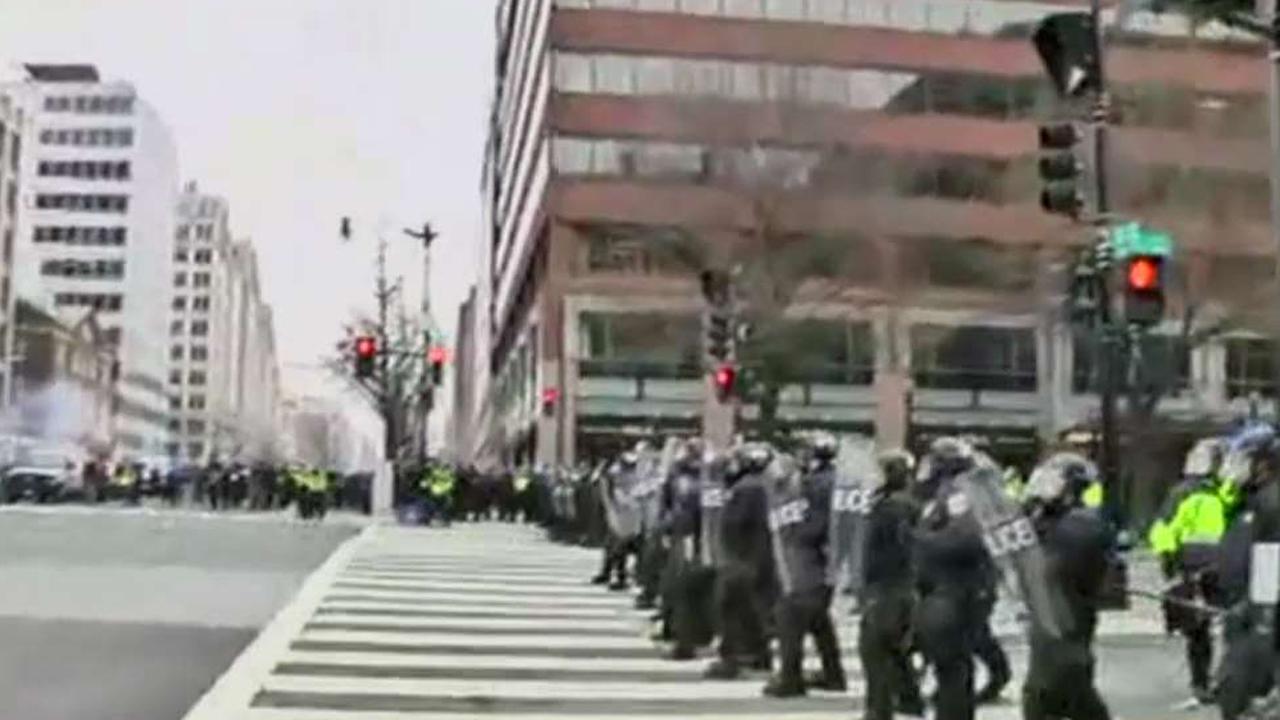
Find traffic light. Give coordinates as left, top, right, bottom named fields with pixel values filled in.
left=541, top=387, right=560, bottom=418
left=354, top=335, right=377, bottom=378
left=1038, top=122, right=1084, bottom=218
left=706, top=308, right=734, bottom=361
left=427, top=346, right=447, bottom=385
left=713, top=363, right=737, bottom=404
left=699, top=269, right=731, bottom=306
left=1032, top=12, right=1099, bottom=98
left=1123, top=255, right=1165, bottom=326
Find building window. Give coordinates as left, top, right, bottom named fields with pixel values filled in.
left=174, top=272, right=187, bottom=287
left=192, top=296, right=211, bottom=312
left=36, top=160, right=131, bottom=181
left=190, top=320, right=209, bottom=336
left=1226, top=338, right=1276, bottom=399
left=53, top=293, right=122, bottom=312
left=170, top=320, right=184, bottom=336
left=38, top=127, right=133, bottom=147
left=196, top=224, right=212, bottom=241
left=34, top=193, right=128, bottom=213
left=172, top=296, right=186, bottom=311
left=193, top=272, right=210, bottom=288
left=187, top=419, right=206, bottom=434
left=102, top=327, right=121, bottom=345
left=188, top=370, right=206, bottom=385
left=170, top=344, right=184, bottom=360
left=578, top=311, right=702, bottom=378
left=168, top=419, right=181, bottom=432
left=187, top=442, right=204, bottom=458
left=176, top=225, right=190, bottom=241
left=168, top=369, right=182, bottom=384
left=40, top=259, right=125, bottom=279
left=33, top=226, right=127, bottom=246
left=190, top=345, right=208, bottom=361
left=169, top=396, right=181, bottom=411
left=189, top=394, right=206, bottom=410
left=194, top=249, right=212, bottom=264
left=174, top=249, right=188, bottom=263
left=911, top=324, right=1037, bottom=392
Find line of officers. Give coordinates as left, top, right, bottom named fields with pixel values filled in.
left=567, top=424, right=1280, bottom=720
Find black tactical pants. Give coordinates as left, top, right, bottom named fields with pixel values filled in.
left=670, top=564, right=716, bottom=653
left=1217, top=617, right=1275, bottom=720
left=715, top=569, right=772, bottom=670
left=637, top=533, right=667, bottom=604
left=861, top=585, right=924, bottom=720
left=1022, top=633, right=1110, bottom=720
left=973, top=592, right=1011, bottom=693
left=916, top=591, right=977, bottom=720
left=1166, top=571, right=1218, bottom=692
left=776, top=585, right=845, bottom=690
left=601, top=535, right=638, bottom=584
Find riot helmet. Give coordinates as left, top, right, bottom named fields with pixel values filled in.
left=678, top=437, right=705, bottom=469
left=808, top=432, right=839, bottom=465
left=618, top=450, right=639, bottom=470
left=878, top=449, right=915, bottom=493
left=1024, top=452, right=1098, bottom=513
left=1221, top=423, right=1280, bottom=490
left=1183, top=438, right=1226, bottom=481
left=916, top=436, right=976, bottom=489
left=735, top=442, right=775, bottom=476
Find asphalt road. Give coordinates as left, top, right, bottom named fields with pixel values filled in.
left=0, top=505, right=358, bottom=720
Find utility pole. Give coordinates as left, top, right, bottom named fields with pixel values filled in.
left=404, top=223, right=437, bottom=460
left=1089, top=0, right=1124, bottom=529
left=374, top=236, right=397, bottom=462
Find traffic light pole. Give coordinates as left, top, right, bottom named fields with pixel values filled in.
left=1090, top=0, right=1124, bottom=528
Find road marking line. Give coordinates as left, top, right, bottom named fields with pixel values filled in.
left=296, top=628, right=655, bottom=649
left=258, top=674, right=844, bottom=700
left=180, top=523, right=378, bottom=720
left=309, top=612, right=637, bottom=631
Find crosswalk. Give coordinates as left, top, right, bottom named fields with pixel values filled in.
left=185, top=522, right=1165, bottom=720
left=187, top=522, right=875, bottom=719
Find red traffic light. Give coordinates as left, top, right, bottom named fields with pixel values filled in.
left=1127, top=257, right=1159, bottom=291
left=354, top=336, right=377, bottom=358
left=713, top=364, right=737, bottom=403
left=428, top=346, right=448, bottom=364
left=542, top=387, right=560, bottom=405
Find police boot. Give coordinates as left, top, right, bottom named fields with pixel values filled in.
left=703, top=659, right=741, bottom=680
left=762, top=675, right=807, bottom=698
left=667, top=645, right=697, bottom=661
left=608, top=578, right=630, bottom=592
left=976, top=679, right=1009, bottom=705
left=804, top=670, right=848, bottom=692
left=590, top=571, right=609, bottom=585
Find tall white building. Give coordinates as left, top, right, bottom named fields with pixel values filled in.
left=168, top=183, right=230, bottom=462
left=3, top=64, right=176, bottom=457
left=171, top=184, right=282, bottom=464
left=0, top=95, right=21, bottom=408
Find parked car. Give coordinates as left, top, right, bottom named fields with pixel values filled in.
left=0, top=463, right=77, bottom=503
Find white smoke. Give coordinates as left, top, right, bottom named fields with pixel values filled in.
left=0, top=379, right=98, bottom=446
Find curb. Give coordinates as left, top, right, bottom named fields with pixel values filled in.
left=180, top=523, right=377, bottom=720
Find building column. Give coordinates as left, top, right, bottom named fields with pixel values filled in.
left=873, top=306, right=910, bottom=451
left=1035, top=247, right=1066, bottom=442
left=536, top=222, right=574, bottom=468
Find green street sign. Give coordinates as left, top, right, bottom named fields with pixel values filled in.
left=1108, top=221, right=1173, bottom=259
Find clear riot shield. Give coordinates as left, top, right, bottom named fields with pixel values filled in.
left=640, top=438, right=682, bottom=537
left=765, top=454, right=807, bottom=596
left=828, top=436, right=878, bottom=594
left=699, top=453, right=728, bottom=568
left=955, top=464, right=1073, bottom=641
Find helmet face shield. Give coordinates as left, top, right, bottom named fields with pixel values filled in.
left=1221, top=449, right=1253, bottom=487
left=1184, top=440, right=1223, bottom=477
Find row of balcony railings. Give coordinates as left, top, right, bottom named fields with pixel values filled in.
left=576, top=358, right=1278, bottom=401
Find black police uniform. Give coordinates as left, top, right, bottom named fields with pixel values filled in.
left=663, top=459, right=710, bottom=657
left=765, top=461, right=845, bottom=696
left=860, top=481, right=926, bottom=720
left=707, top=464, right=774, bottom=678
left=1216, top=480, right=1280, bottom=720
left=1021, top=505, right=1113, bottom=720
left=914, top=479, right=987, bottom=720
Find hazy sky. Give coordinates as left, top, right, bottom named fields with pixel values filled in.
left=0, top=1, right=496, bottom=406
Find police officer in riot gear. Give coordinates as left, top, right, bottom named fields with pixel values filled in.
left=593, top=451, right=642, bottom=590
left=705, top=442, right=775, bottom=680
left=1214, top=424, right=1280, bottom=720
left=913, top=436, right=987, bottom=720
left=860, top=448, right=926, bottom=720
left=658, top=437, right=705, bottom=656
left=1018, top=452, right=1113, bottom=720
left=762, top=439, right=846, bottom=698
left=1148, top=437, right=1230, bottom=703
